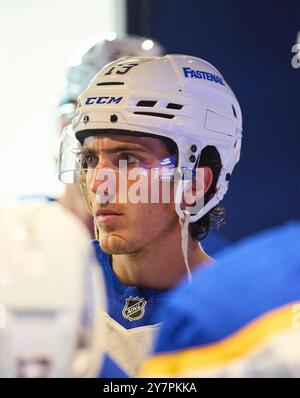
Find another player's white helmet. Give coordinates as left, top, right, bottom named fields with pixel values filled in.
left=0, top=201, right=105, bottom=377
left=58, top=32, right=164, bottom=123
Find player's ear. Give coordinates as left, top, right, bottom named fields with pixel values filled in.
left=202, top=166, right=214, bottom=195
left=182, top=166, right=213, bottom=207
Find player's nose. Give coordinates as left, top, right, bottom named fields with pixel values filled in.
left=88, top=165, right=118, bottom=200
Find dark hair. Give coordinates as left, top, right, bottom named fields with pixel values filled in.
left=189, top=146, right=224, bottom=241
left=161, top=138, right=224, bottom=241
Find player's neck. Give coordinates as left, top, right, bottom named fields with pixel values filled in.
left=111, top=228, right=213, bottom=290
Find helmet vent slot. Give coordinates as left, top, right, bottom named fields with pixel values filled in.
left=166, top=103, right=183, bottom=110
left=134, top=111, right=174, bottom=119
left=96, top=82, right=124, bottom=86
left=136, top=100, right=157, bottom=107
left=232, top=105, right=237, bottom=118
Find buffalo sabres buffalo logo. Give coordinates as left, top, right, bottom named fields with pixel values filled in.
left=122, top=296, right=147, bottom=321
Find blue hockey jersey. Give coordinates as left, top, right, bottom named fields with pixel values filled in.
left=92, top=240, right=173, bottom=377
left=19, top=196, right=231, bottom=377
left=140, top=222, right=300, bottom=377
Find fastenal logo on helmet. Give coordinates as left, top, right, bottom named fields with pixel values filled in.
left=182, top=67, right=225, bottom=85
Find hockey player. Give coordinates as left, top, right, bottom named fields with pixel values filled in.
left=0, top=201, right=106, bottom=377
left=56, top=33, right=230, bottom=256
left=140, top=221, right=300, bottom=377
left=58, top=54, right=243, bottom=376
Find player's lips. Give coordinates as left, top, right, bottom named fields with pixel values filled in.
left=95, top=209, right=124, bottom=222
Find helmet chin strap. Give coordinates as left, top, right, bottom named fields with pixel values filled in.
left=179, top=209, right=192, bottom=283
left=175, top=168, right=227, bottom=283
left=175, top=175, right=193, bottom=282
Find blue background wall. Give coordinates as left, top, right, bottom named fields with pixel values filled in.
left=127, top=0, right=300, bottom=242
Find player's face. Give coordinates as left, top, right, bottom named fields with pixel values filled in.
left=82, top=134, right=179, bottom=254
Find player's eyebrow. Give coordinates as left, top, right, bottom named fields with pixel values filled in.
left=81, top=143, right=151, bottom=155
left=79, top=147, right=97, bottom=156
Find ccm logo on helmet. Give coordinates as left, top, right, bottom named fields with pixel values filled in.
left=182, top=67, right=225, bottom=86
left=85, top=96, right=123, bottom=105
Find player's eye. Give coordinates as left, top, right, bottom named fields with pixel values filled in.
left=80, top=153, right=99, bottom=169
left=117, top=153, right=144, bottom=168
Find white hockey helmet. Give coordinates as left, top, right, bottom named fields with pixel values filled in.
left=59, top=54, right=242, bottom=223
left=58, top=32, right=164, bottom=121
left=0, top=201, right=106, bottom=377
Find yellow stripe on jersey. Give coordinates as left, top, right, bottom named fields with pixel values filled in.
left=139, top=302, right=299, bottom=377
